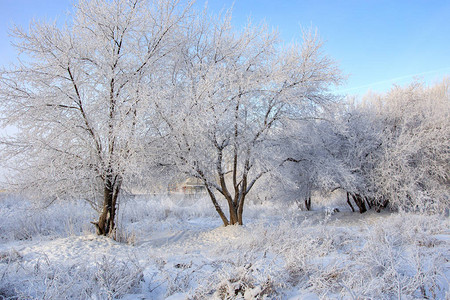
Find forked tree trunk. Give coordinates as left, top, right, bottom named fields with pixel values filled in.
left=204, top=190, right=246, bottom=226
left=199, top=145, right=250, bottom=226
left=199, top=137, right=262, bottom=226
left=202, top=180, right=248, bottom=226
left=93, top=177, right=122, bottom=236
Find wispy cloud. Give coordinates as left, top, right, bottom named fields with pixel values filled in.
left=339, top=67, right=450, bottom=93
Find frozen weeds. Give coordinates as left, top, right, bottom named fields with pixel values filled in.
left=0, top=195, right=449, bottom=299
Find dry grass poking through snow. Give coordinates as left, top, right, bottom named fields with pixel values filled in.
left=0, top=195, right=448, bottom=299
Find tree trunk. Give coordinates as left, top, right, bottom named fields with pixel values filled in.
left=305, top=197, right=312, bottom=211
left=365, top=196, right=373, bottom=209
left=237, top=193, right=246, bottom=225
left=201, top=146, right=255, bottom=226
left=351, top=193, right=367, bottom=214
left=93, top=177, right=122, bottom=236
left=204, top=185, right=245, bottom=226
left=205, top=185, right=230, bottom=226
left=229, top=203, right=239, bottom=225
left=346, top=192, right=355, bottom=212
left=375, top=198, right=389, bottom=213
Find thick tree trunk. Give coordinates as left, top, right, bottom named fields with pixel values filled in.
left=93, top=177, right=122, bottom=236
left=204, top=185, right=245, bottom=226
left=229, top=203, right=239, bottom=225
left=237, top=195, right=245, bottom=225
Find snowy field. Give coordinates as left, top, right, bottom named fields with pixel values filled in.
left=0, top=194, right=449, bottom=299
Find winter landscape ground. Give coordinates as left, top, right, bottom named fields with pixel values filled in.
left=0, top=193, right=448, bottom=299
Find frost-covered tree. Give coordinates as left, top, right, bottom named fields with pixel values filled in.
left=155, top=13, right=342, bottom=225
left=277, top=117, right=356, bottom=211
left=0, top=0, right=191, bottom=236
left=319, top=99, right=386, bottom=213
left=296, top=80, right=450, bottom=214
left=371, top=80, right=450, bottom=213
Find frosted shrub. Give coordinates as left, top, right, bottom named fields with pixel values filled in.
left=282, top=226, right=357, bottom=292
left=340, top=214, right=449, bottom=299
left=191, top=262, right=280, bottom=300
left=214, top=264, right=275, bottom=300
left=274, top=213, right=448, bottom=299
left=186, top=224, right=289, bottom=299
left=113, top=227, right=137, bottom=245
left=0, top=196, right=93, bottom=242
left=94, top=256, right=143, bottom=299
left=307, top=260, right=347, bottom=297
left=1, top=255, right=143, bottom=299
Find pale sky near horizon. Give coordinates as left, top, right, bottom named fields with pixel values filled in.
left=0, top=0, right=449, bottom=96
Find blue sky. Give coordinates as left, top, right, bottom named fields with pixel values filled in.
left=1, top=0, right=449, bottom=96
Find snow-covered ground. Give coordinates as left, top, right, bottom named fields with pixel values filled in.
left=0, top=194, right=448, bottom=299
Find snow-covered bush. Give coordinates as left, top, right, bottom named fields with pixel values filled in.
left=340, top=213, right=449, bottom=299
left=212, top=263, right=277, bottom=300
left=371, top=80, right=450, bottom=213
left=0, top=195, right=94, bottom=242
left=0, top=254, right=143, bottom=299
left=188, top=225, right=287, bottom=299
